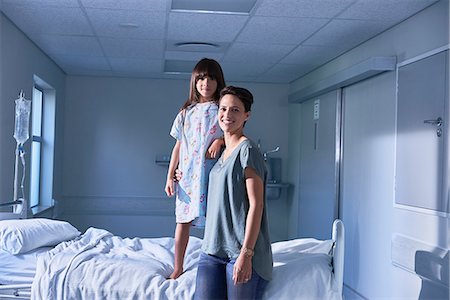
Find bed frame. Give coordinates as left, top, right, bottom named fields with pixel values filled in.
left=331, top=219, right=345, bottom=296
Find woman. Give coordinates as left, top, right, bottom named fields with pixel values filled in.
left=194, top=86, right=273, bottom=300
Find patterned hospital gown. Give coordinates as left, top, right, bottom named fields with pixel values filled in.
left=170, top=102, right=222, bottom=227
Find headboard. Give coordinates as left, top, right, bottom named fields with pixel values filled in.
left=332, top=219, right=345, bottom=296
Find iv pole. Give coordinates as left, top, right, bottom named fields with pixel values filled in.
left=1, top=91, right=32, bottom=218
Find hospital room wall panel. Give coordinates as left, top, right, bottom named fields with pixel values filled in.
left=0, top=12, right=66, bottom=214
left=288, top=1, right=449, bottom=299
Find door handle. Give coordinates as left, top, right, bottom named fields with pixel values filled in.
left=423, top=117, right=442, bottom=127
left=423, top=117, right=443, bottom=137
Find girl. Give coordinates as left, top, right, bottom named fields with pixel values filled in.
left=194, top=86, right=273, bottom=299
left=165, top=58, right=226, bottom=280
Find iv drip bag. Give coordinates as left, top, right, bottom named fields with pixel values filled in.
left=13, top=92, right=31, bottom=145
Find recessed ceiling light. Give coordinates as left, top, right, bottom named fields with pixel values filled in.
left=164, top=60, right=196, bottom=74
left=119, top=23, right=139, bottom=28
left=175, top=42, right=220, bottom=50
left=171, top=0, right=257, bottom=14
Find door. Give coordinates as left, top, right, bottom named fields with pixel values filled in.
left=297, top=90, right=340, bottom=240
left=396, top=51, right=448, bottom=213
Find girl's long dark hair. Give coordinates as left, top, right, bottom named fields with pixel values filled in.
left=180, top=58, right=226, bottom=110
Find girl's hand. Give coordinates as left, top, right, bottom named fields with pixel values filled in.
left=232, top=253, right=252, bottom=285
left=165, top=178, right=175, bottom=197
left=206, top=138, right=223, bottom=159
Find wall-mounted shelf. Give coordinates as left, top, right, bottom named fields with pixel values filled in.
left=267, top=182, right=290, bottom=200
left=155, top=155, right=170, bottom=166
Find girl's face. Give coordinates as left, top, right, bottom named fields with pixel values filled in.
left=196, top=75, right=218, bottom=102
left=218, top=94, right=250, bottom=134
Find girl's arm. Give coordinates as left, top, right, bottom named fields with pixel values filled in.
left=206, top=137, right=224, bottom=159
left=165, top=140, right=181, bottom=197
left=232, top=167, right=264, bottom=284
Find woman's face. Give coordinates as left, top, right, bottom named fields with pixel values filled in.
left=218, top=94, right=250, bottom=134
left=196, top=75, right=217, bottom=102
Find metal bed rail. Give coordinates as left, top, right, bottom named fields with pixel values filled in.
left=0, top=284, right=31, bottom=299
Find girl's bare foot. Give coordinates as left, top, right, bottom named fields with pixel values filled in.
left=168, top=269, right=183, bottom=280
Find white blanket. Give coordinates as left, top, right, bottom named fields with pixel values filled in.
left=31, top=228, right=341, bottom=300
left=31, top=228, right=200, bottom=300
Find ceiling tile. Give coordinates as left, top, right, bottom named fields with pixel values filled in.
left=255, top=0, right=354, bottom=18
left=223, top=42, right=295, bottom=63
left=258, top=63, right=314, bottom=83
left=110, top=58, right=163, bottom=74
left=34, top=35, right=104, bottom=56
left=165, top=51, right=224, bottom=62
left=167, top=12, right=248, bottom=42
left=220, top=62, right=273, bottom=80
left=100, top=38, right=164, bottom=59
left=51, top=54, right=111, bottom=73
left=1, top=5, right=93, bottom=35
left=81, top=0, right=167, bottom=11
left=281, top=45, right=344, bottom=65
left=236, top=16, right=329, bottom=45
left=86, top=8, right=166, bottom=39
left=340, top=0, right=438, bottom=22
left=2, top=0, right=79, bottom=8
left=303, top=19, right=388, bottom=49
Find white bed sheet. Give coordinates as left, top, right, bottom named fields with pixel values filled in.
left=31, top=228, right=342, bottom=300
left=0, top=246, right=51, bottom=285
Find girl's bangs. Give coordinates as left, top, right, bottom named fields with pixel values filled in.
left=195, top=72, right=216, bottom=82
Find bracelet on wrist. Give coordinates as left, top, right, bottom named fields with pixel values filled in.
left=241, top=247, right=254, bottom=258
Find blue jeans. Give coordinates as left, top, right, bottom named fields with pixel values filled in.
left=194, top=252, right=268, bottom=300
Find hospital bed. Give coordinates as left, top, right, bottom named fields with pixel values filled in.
left=0, top=215, right=344, bottom=300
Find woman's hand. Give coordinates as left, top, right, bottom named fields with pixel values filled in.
left=232, top=253, right=252, bottom=285
left=206, top=138, right=223, bottom=159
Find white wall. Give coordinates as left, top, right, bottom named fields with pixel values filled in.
left=288, top=1, right=449, bottom=298
left=0, top=13, right=66, bottom=213
left=0, top=8, right=291, bottom=242
left=59, top=76, right=290, bottom=240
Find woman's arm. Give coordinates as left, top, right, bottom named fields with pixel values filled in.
left=165, top=140, right=181, bottom=197
left=233, top=167, right=264, bottom=284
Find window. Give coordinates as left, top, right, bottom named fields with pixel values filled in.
left=29, top=75, right=56, bottom=213
left=30, top=86, right=43, bottom=208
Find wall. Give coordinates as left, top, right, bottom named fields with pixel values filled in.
left=0, top=13, right=66, bottom=213
left=288, top=0, right=449, bottom=298
left=59, top=76, right=290, bottom=240
left=0, top=8, right=291, bottom=241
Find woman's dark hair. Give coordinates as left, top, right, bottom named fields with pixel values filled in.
left=181, top=58, right=226, bottom=110
left=219, top=86, right=254, bottom=112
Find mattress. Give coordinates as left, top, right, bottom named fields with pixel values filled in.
left=0, top=246, right=51, bottom=285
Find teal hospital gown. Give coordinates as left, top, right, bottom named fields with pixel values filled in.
left=170, top=102, right=222, bottom=227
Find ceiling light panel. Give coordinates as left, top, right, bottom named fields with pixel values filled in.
left=164, top=60, right=197, bottom=74
left=171, top=0, right=257, bottom=14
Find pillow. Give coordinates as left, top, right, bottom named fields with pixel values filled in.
left=0, top=218, right=80, bottom=255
